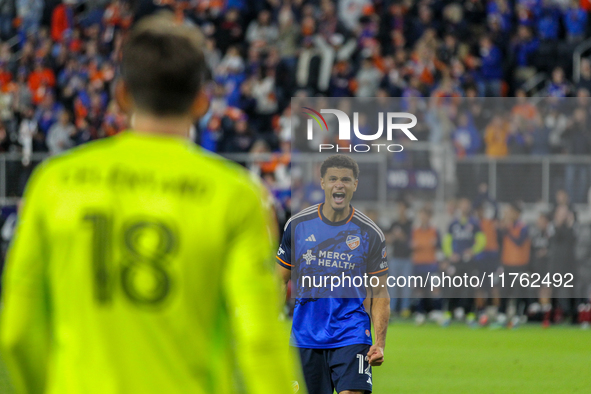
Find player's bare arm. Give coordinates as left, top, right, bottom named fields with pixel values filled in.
left=367, top=274, right=389, bottom=367
left=277, top=264, right=291, bottom=300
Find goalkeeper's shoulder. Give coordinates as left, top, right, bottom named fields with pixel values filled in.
left=191, top=147, right=269, bottom=201
left=18, top=139, right=121, bottom=213
left=29, top=137, right=119, bottom=177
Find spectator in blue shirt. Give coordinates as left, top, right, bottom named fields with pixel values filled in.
left=486, top=0, right=513, bottom=33
left=563, top=1, right=588, bottom=42
left=537, top=6, right=560, bottom=41
left=379, top=57, right=404, bottom=98
left=408, top=5, right=440, bottom=48
left=479, top=35, right=503, bottom=96
left=17, top=0, right=43, bottom=39
left=512, top=25, right=539, bottom=67
left=200, top=116, right=223, bottom=153
left=546, top=67, right=572, bottom=98
left=524, top=114, right=551, bottom=155
left=452, top=112, right=482, bottom=157
left=511, top=25, right=539, bottom=87
left=516, top=4, right=535, bottom=28
left=34, top=92, right=62, bottom=135
left=329, top=60, right=353, bottom=97
left=215, top=49, right=246, bottom=108
left=507, top=121, right=528, bottom=154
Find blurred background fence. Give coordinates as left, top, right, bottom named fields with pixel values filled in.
left=2, top=148, right=591, bottom=210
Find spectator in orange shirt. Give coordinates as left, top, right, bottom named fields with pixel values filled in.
left=51, top=0, right=75, bottom=42
left=0, top=61, right=11, bottom=88
left=411, top=206, right=442, bottom=322
left=68, top=28, right=83, bottom=53
left=28, top=59, right=56, bottom=93
left=103, top=0, right=123, bottom=29
left=31, top=81, right=50, bottom=105
left=484, top=114, right=509, bottom=157
left=511, top=89, right=538, bottom=122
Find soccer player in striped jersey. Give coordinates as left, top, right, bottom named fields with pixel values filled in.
left=276, top=155, right=390, bottom=394
left=0, top=14, right=302, bottom=394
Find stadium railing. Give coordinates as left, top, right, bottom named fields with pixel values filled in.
left=573, top=37, right=591, bottom=83
left=0, top=150, right=590, bottom=209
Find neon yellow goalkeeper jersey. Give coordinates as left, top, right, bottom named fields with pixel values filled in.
left=0, top=131, right=302, bottom=394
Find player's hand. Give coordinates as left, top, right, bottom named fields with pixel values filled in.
left=366, top=345, right=384, bottom=366
left=450, top=253, right=460, bottom=263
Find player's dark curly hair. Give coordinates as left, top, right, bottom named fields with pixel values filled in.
left=320, top=155, right=359, bottom=179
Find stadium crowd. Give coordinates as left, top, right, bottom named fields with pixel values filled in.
left=0, top=0, right=589, bottom=326
left=0, top=1, right=589, bottom=155
left=0, top=0, right=588, bottom=203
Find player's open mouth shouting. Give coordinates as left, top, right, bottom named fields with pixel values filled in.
left=333, top=192, right=346, bottom=206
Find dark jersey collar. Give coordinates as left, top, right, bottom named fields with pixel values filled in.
left=318, top=203, right=355, bottom=227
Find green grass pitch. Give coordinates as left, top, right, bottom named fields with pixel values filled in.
left=0, top=322, right=589, bottom=393
left=373, top=321, right=591, bottom=393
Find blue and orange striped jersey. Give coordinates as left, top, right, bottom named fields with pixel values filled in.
left=276, top=203, right=388, bottom=349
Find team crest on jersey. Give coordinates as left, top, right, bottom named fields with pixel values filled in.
left=346, top=235, right=360, bottom=250
left=382, top=247, right=387, bottom=258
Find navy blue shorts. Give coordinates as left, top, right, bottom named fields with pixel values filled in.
left=297, top=344, right=372, bottom=394
left=476, top=252, right=500, bottom=289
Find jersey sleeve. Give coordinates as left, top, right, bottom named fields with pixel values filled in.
left=222, top=181, right=303, bottom=394
left=275, top=221, right=292, bottom=270
left=0, top=162, right=52, bottom=394
left=367, top=227, right=388, bottom=276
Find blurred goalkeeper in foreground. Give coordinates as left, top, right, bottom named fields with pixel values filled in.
left=0, top=13, right=303, bottom=394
